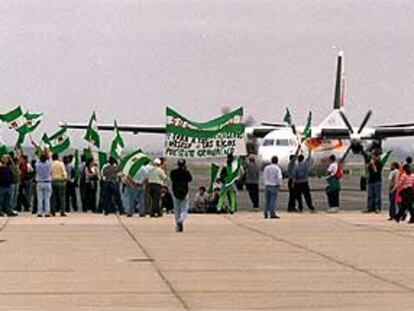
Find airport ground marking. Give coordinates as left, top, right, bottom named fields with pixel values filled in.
left=116, top=215, right=190, bottom=311
left=321, top=213, right=414, bottom=241
left=224, top=215, right=414, bottom=293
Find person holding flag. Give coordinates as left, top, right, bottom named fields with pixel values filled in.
left=217, top=153, right=241, bottom=214
left=293, top=151, right=316, bottom=213
left=119, top=149, right=151, bottom=217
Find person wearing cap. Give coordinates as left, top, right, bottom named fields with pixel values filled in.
left=147, top=158, right=168, bottom=217
left=170, top=159, right=193, bottom=232
left=124, top=159, right=150, bottom=217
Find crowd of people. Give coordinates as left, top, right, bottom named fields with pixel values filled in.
left=0, top=147, right=413, bottom=233
left=0, top=148, right=229, bottom=232
left=242, top=151, right=319, bottom=218
left=242, top=150, right=413, bottom=224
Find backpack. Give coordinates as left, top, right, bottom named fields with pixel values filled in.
left=335, top=164, right=343, bottom=180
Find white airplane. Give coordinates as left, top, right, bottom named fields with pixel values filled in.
left=63, top=51, right=414, bottom=174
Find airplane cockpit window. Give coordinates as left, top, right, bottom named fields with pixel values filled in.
left=263, top=139, right=274, bottom=146
left=276, top=139, right=289, bottom=146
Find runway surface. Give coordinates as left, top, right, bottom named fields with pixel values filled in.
left=0, top=209, right=413, bottom=310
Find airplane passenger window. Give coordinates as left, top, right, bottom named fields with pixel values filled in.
left=263, top=139, right=274, bottom=146
left=276, top=139, right=289, bottom=146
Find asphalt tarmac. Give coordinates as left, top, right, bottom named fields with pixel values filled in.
left=0, top=194, right=413, bottom=310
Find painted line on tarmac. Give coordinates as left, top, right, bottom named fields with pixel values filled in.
left=116, top=215, right=190, bottom=311
left=0, top=218, right=10, bottom=233
left=224, top=215, right=414, bottom=293
left=321, top=214, right=414, bottom=241
left=0, top=290, right=173, bottom=296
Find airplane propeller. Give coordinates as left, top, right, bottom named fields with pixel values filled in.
left=338, top=110, right=373, bottom=163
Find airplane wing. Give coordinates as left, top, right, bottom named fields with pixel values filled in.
left=62, top=122, right=279, bottom=138
left=61, top=123, right=166, bottom=134
left=260, top=122, right=288, bottom=127
left=319, top=127, right=414, bottom=140
left=375, top=122, right=414, bottom=128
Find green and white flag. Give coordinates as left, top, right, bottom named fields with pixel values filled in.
left=283, top=108, right=293, bottom=125
left=16, top=132, right=25, bottom=148
left=0, top=106, right=26, bottom=130
left=301, top=111, right=312, bottom=142
left=110, top=120, right=125, bottom=159
left=84, top=112, right=100, bottom=148
left=83, top=148, right=93, bottom=161
left=73, top=149, right=80, bottom=180
left=380, top=150, right=392, bottom=166
left=43, top=126, right=70, bottom=154
left=98, top=151, right=108, bottom=169
left=19, top=111, right=43, bottom=135
left=119, top=149, right=150, bottom=178
left=0, top=135, right=9, bottom=156
left=82, top=147, right=107, bottom=169
left=165, top=107, right=245, bottom=159
left=0, top=144, right=8, bottom=156
left=283, top=107, right=297, bottom=135
left=1, top=107, right=42, bottom=147
left=222, top=158, right=242, bottom=189
left=208, top=163, right=220, bottom=193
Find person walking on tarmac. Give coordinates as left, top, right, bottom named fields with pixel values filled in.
left=217, top=153, right=240, bottom=214
left=170, top=159, right=193, bottom=232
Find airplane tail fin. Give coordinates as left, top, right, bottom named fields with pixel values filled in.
left=333, top=51, right=345, bottom=110
left=318, top=51, right=346, bottom=128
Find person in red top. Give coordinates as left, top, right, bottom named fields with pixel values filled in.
left=393, top=164, right=414, bottom=223
left=18, top=155, right=32, bottom=212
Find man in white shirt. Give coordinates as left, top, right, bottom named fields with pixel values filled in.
left=263, top=156, right=283, bottom=219
left=327, top=156, right=338, bottom=177
left=326, top=155, right=341, bottom=213
left=147, top=158, right=168, bottom=217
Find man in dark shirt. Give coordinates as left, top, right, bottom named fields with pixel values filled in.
left=243, top=154, right=259, bottom=209
left=293, top=153, right=316, bottom=213
left=365, top=153, right=383, bottom=213
left=0, top=155, right=18, bottom=216
left=170, top=159, right=193, bottom=232
left=287, top=153, right=300, bottom=212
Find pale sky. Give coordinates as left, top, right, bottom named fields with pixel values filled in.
left=1, top=0, right=414, bottom=151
